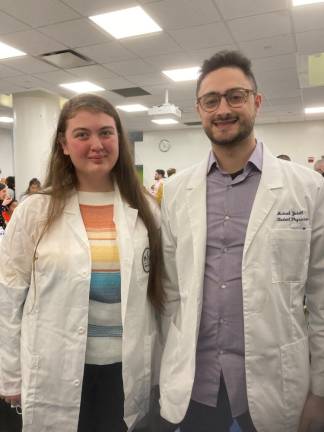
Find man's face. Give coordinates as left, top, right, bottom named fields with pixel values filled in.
left=196, top=67, right=261, bottom=147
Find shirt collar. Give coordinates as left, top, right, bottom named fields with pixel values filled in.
left=207, top=140, right=263, bottom=175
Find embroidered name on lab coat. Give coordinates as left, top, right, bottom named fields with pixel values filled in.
left=142, top=248, right=150, bottom=273
left=276, top=209, right=309, bottom=223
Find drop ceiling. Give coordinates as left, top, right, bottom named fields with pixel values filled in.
left=0, top=0, right=323, bottom=131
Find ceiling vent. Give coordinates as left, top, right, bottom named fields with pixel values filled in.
left=40, top=49, right=94, bottom=69
left=184, top=121, right=202, bottom=126
left=111, top=87, right=150, bottom=97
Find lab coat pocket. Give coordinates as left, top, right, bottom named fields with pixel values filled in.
left=271, top=229, right=311, bottom=283
left=280, top=338, right=309, bottom=429
left=21, top=350, right=40, bottom=426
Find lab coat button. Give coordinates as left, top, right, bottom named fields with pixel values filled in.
left=221, top=284, right=227, bottom=289
left=78, top=327, right=85, bottom=335
left=73, top=379, right=80, bottom=386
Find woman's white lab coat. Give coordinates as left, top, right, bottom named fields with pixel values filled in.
left=0, top=188, right=160, bottom=431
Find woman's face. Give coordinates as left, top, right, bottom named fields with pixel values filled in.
left=62, top=110, right=119, bottom=191
left=29, top=183, right=40, bottom=194
left=0, top=187, right=7, bottom=201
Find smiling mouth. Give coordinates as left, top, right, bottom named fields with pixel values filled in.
left=213, top=118, right=238, bottom=127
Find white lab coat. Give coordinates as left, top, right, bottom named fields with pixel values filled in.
left=159, top=145, right=324, bottom=432
left=0, top=187, right=160, bottom=431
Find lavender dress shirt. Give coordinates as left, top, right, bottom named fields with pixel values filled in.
left=191, top=141, right=263, bottom=418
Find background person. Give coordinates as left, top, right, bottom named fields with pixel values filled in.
left=0, top=94, right=163, bottom=432
left=20, top=177, right=42, bottom=201
left=314, top=159, right=324, bottom=176
left=158, top=50, right=324, bottom=432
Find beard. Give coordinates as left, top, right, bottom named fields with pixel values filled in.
left=204, top=114, right=255, bottom=147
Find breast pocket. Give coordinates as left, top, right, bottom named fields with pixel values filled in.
left=271, top=229, right=311, bottom=283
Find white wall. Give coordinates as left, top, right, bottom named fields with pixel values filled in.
left=0, top=128, right=14, bottom=178
left=136, top=120, right=324, bottom=187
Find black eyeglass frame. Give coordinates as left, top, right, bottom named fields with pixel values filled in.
left=197, top=88, right=257, bottom=112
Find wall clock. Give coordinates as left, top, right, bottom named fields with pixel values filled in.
left=158, top=139, right=171, bottom=152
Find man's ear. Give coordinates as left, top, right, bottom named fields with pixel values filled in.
left=255, top=92, right=262, bottom=111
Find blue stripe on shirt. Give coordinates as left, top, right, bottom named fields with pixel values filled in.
left=88, top=324, right=123, bottom=337
left=89, top=272, right=121, bottom=303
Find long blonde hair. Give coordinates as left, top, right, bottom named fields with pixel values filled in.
left=41, top=94, right=164, bottom=310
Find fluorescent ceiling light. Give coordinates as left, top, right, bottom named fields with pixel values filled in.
left=0, top=116, right=14, bottom=123
left=305, top=106, right=324, bottom=114
left=59, top=81, right=105, bottom=93
left=0, top=41, right=26, bottom=60
left=116, top=104, right=148, bottom=112
left=163, top=67, right=200, bottom=82
left=293, top=0, right=324, bottom=6
left=89, top=6, right=162, bottom=39
left=151, top=118, right=179, bottom=125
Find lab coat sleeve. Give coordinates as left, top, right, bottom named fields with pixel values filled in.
left=305, top=179, right=324, bottom=396
left=160, top=194, right=180, bottom=343
left=0, top=205, right=35, bottom=396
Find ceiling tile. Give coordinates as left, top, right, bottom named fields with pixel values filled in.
left=121, top=33, right=182, bottom=57
left=104, top=59, right=156, bottom=76
left=38, top=19, right=111, bottom=48
left=169, top=22, right=233, bottom=50
left=292, top=3, right=324, bottom=33
left=0, top=10, right=30, bottom=34
left=213, top=0, right=289, bottom=20
left=144, top=0, right=220, bottom=30
left=4, top=75, right=48, bottom=89
left=34, top=69, right=76, bottom=84
left=67, top=65, right=120, bottom=81
left=78, top=41, right=136, bottom=63
left=127, top=72, right=170, bottom=86
left=257, top=68, right=300, bottom=89
left=302, top=86, right=324, bottom=105
left=0, top=29, right=67, bottom=56
left=0, top=64, right=23, bottom=78
left=189, top=44, right=237, bottom=63
left=296, top=29, right=324, bottom=55
left=96, top=77, right=135, bottom=91
left=145, top=52, right=196, bottom=70
left=2, top=56, right=58, bottom=74
left=239, top=34, right=296, bottom=59
left=252, top=54, right=297, bottom=73
left=228, top=11, right=291, bottom=42
left=60, top=0, right=136, bottom=17
left=0, top=0, right=80, bottom=27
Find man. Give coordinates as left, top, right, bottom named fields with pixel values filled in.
left=151, top=169, right=165, bottom=205
left=159, top=51, right=324, bottom=432
left=314, top=159, right=324, bottom=176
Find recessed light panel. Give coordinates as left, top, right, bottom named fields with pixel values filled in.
left=305, top=106, right=324, bottom=114
left=59, top=81, right=105, bottom=93
left=163, top=67, right=200, bottom=82
left=293, top=0, right=324, bottom=6
left=151, top=118, right=179, bottom=125
left=0, top=116, right=14, bottom=123
left=89, top=6, right=162, bottom=39
left=116, top=104, right=148, bottom=112
left=0, top=42, right=26, bottom=60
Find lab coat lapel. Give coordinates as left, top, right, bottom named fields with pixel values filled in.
left=244, top=145, right=283, bottom=255
left=186, top=158, right=208, bottom=294
left=63, top=192, right=89, bottom=250
left=114, top=186, right=138, bottom=325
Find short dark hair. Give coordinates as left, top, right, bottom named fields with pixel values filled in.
left=196, top=50, right=257, bottom=96
left=156, top=169, right=165, bottom=177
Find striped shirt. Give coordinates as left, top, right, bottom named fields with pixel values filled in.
left=78, top=191, right=122, bottom=365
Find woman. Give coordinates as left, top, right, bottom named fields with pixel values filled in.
left=0, top=94, right=163, bottom=432
left=20, top=177, right=42, bottom=201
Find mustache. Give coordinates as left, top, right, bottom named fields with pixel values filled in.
left=212, top=114, right=238, bottom=122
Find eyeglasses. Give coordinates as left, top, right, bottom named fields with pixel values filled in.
left=197, top=88, right=256, bottom=112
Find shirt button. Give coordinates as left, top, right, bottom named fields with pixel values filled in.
left=224, top=215, right=230, bottom=221
left=221, top=284, right=227, bottom=289
left=73, top=379, right=80, bottom=386
left=219, top=318, right=224, bottom=324
left=223, top=248, right=228, bottom=253
left=220, top=350, right=224, bottom=355
left=78, top=327, right=85, bottom=335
